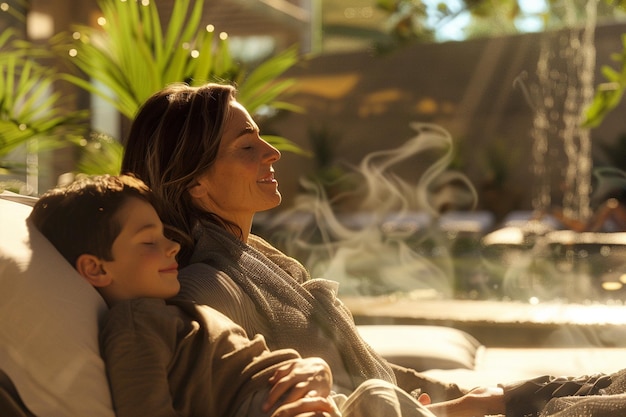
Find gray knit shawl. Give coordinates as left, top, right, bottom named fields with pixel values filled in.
left=540, top=369, right=626, bottom=417
left=181, top=219, right=396, bottom=389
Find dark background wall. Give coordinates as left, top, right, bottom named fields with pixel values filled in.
left=20, top=2, right=626, bottom=221
left=267, top=22, right=626, bottom=221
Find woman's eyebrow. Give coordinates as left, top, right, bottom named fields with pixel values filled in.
left=235, top=123, right=258, bottom=138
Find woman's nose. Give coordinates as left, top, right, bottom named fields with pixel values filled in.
left=270, top=146, right=281, bottom=162
left=263, top=139, right=281, bottom=162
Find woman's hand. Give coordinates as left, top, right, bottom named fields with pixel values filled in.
left=263, top=357, right=333, bottom=412
left=425, top=386, right=505, bottom=417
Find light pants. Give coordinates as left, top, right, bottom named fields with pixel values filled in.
left=334, top=379, right=438, bottom=417
left=236, top=378, right=437, bottom=417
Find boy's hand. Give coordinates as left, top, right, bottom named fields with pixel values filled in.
left=270, top=391, right=341, bottom=417
left=263, top=358, right=333, bottom=412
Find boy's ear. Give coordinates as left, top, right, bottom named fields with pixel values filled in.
left=75, top=254, right=112, bottom=288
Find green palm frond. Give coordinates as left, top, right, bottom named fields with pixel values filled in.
left=52, top=0, right=300, bottom=122
left=50, top=0, right=305, bottom=172
left=583, top=34, right=626, bottom=128
left=71, top=133, right=124, bottom=175
left=50, top=0, right=228, bottom=118
left=0, top=36, right=88, bottom=162
left=236, top=45, right=300, bottom=114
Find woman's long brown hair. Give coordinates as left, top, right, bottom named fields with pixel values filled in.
left=121, top=83, right=236, bottom=265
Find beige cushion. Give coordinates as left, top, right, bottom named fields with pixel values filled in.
left=356, top=324, right=483, bottom=371
left=0, top=192, right=114, bottom=417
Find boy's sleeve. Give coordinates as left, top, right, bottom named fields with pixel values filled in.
left=100, top=299, right=180, bottom=417
left=173, top=300, right=304, bottom=417
left=101, top=298, right=304, bottom=417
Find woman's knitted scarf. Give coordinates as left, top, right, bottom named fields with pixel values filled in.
left=538, top=368, right=626, bottom=417
left=185, top=219, right=396, bottom=390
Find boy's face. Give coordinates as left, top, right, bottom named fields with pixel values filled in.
left=100, top=197, right=180, bottom=304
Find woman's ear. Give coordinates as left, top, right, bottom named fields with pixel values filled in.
left=188, top=181, right=204, bottom=198
left=75, top=254, right=112, bottom=288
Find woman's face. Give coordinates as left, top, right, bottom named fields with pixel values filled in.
left=190, top=99, right=282, bottom=230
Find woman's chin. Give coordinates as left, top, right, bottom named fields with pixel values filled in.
left=258, top=197, right=282, bottom=212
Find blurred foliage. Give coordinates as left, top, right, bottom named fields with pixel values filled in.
left=376, top=0, right=626, bottom=128
left=376, top=0, right=626, bottom=47
left=1, top=0, right=305, bottom=185
left=304, top=125, right=353, bottom=196
left=71, top=133, right=124, bottom=176
left=583, top=32, right=626, bottom=128
left=52, top=0, right=301, bottom=121
left=594, top=132, right=626, bottom=171
left=5, top=0, right=626, bottom=187
left=47, top=0, right=304, bottom=175
left=0, top=27, right=88, bottom=180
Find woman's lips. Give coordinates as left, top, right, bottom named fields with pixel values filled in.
left=258, top=173, right=277, bottom=183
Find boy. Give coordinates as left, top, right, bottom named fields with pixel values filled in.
left=29, top=174, right=442, bottom=417
left=29, top=174, right=340, bottom=417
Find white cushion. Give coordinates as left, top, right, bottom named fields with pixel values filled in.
left=357, top=324, right=483, bottom=371
left=0, top=192, right=114, bottom=417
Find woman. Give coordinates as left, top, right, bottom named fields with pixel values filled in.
left=120, top=82, right=465, bottom=402
left=121, top=83, right=625, bottom=417
left=122, top=83, right=579, bottom=417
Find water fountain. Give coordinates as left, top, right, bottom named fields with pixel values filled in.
left=482, top=0, right=626, bottom=302
left=529, top=0, right=597, bottom=221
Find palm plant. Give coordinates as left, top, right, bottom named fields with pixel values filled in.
left=0, top=28, right=87, bottom=185
left=583, top=32, right=626, bottom=128
left=51, top=0, right=305, bottom=174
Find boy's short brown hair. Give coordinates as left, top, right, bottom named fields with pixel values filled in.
left=29, top=174, right=153, bottom=267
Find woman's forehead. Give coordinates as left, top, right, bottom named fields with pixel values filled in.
left=226, top=100, right=257, bottom=129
